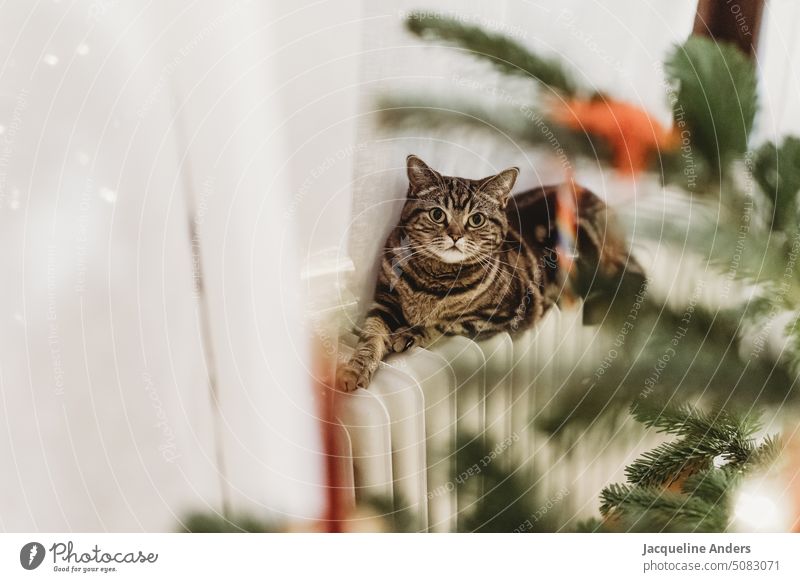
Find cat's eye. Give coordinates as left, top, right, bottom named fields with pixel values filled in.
left=468, top=213, right=485, bottom=228
left=429, top=207, right=446, bottom=223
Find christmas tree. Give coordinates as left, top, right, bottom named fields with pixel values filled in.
left=372, top=12, right=800, bottom=532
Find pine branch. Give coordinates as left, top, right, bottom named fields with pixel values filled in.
left=376, top=94, right=614, bottom=166
left=631, top=401, right=761, bottom=463
left=665, top=37, right=758, bottom=175
left=753, top=136, right=800, bottom=232
left=597, top=405, right=779, bottom=533
left=745, top=433, right=783, bottom=468
left=623, top=501, right=728, bottom=533
left=405, top=12, right=578, bottom=95
left=625, top=439, right=712, bottom=487
left=376, top=95, right=543, bottom=142
left=598, top=482, right=635, bottom=516
left=600, top=483, right=723, bottom=532
left=539, top=295, right=796, bottom=438
left=680, top=465, right=742, bottom=501
left=625, top=419, right=772, bottom=489
left=787, top=313, right=800, bottom=377
left=454, top=433, right=550, bottom=532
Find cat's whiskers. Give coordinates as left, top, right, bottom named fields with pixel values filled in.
left=475, top=253, right=516, bottom=276
left=474, top=248, right=528, bottom=272
left=469, top=254, right=510, bottom=284
left=383, top=240, right=428, bottom=252
left=390, top=248, right=434, bottom=268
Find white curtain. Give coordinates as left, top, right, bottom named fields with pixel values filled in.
left=0, top=0, right=367, bottom=531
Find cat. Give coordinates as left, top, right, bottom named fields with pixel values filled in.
left=336, top=155, right=644, bottom=392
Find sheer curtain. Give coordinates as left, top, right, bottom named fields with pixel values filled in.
left=0, top=0, right=366, bottom=531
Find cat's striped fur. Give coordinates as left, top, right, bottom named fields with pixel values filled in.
left=337, top=155, right=643, bottom=392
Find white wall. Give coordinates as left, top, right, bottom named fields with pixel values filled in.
left=755, top=0, right=800, bottom=141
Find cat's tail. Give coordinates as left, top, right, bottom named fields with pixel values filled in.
left=569, top=185, right=647, bottom=323
left=508, top=182, right=646, bottom=323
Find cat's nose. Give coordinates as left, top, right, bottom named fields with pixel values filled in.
left=447, top=228, right=464, bottom=243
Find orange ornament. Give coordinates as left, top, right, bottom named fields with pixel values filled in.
left=551, top=96, right=677, bottom=175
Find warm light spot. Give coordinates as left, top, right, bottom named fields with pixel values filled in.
left=732, top=480, right=789, bottom=532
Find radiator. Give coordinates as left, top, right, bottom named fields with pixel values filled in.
left=332, top=304, right=653, bottom=532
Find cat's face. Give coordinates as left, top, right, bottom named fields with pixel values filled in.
left=400, top=155, right=519, bottom=264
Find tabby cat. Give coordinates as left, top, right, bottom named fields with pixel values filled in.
left=337, top=155, right=643, bottom=392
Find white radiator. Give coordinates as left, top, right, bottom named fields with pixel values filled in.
left=333, top=304, right=653, bottom=532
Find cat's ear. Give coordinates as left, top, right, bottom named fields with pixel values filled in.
left=406, top=155, right=441, bottom=196
left=479, top=167, right=519, bottom=207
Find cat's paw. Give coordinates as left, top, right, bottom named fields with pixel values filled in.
left=389, top=328, right=419, bottom=353
left=336, top=361, right=372, bottom=392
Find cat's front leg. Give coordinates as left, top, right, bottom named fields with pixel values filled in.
left=337, top=315, right=392, bottom=392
